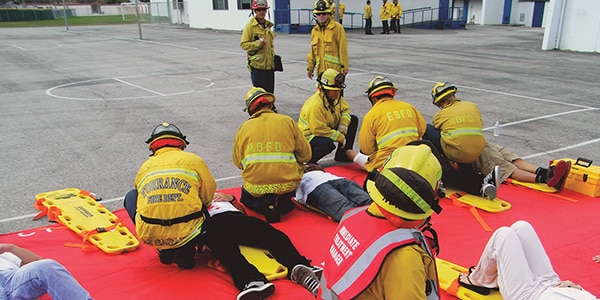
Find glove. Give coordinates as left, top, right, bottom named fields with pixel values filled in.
left=338, top=125, right=348, bottom=135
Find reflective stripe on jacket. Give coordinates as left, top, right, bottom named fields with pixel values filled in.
left=433, top=100, right=486, bottom=163
left=307, top=20, right=348, bottom=76
left=359, top=97, right=426, bottom=171
left=298, top=90, right=350, bottom=143
left=134, top=147, right=216, bottom=250
left=241, top=17, right=275, bottom=71
left=233, top=110, right=311, bottom=196
left=322, top=206, right=439, bottom=300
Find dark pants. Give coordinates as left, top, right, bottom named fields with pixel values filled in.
left=365, top=18, right=372, bottom=34
left=382, top=20, right=389, bottom=33
left=442, top=163, right=486, bottom=196
left=123, top=189, right=201, bottom=266
left=391, top=17, right=400, bottom=32
left=421, top=125, right=485, bottom=196
left=240, top=188, right=295, bottom=220
left=201, top=211, right=311, bottom=290
left=423, top=123, right=443, bottom=155
left=250, top=67, right=275, bottom=93
left=309, top=114, right=358, bottom=163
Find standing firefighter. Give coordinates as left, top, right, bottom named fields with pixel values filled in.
left=307, top=0, right=349, bottom=80
left=241, top=0, right=276, bottom=92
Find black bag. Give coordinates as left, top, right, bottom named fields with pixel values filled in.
left=274, top=55, right=283, bottom=72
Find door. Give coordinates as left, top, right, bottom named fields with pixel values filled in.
left=502, top=0, right=512, bottom=24
left=531, top=1, right=545, bottom=27
left=274, top=0, right=289, bottom=25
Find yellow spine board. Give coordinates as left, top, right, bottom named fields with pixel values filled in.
left=506, top=178, right=557, bottom=193
left=34, top=188, right=139, bottom=254
left=239, top=245, right=288, bottom=280
left=444, top=188, right=511, bottom=213
left=436, top=258, right=503, bottom=300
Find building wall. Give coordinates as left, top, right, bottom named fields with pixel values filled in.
left=188, top=0, right=438, bottom=32
left=542, top=0, right=600, bottom=52
left=480, top=0, right=503, bottom=24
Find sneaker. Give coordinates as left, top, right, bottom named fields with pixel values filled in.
left=481, top=166, right=500, bottom=200
left=483, top=165, right=501, bottom=188
left=481, top=183, right=497, bottom=200
left=290, top=265, right=321, bottom=296
left=547, top=160, right=571, bottom=190
left=237, top=281, right=275, bottom=300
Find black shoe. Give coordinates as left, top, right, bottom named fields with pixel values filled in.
left=158, top=249, right=175, bottom=265
left=264, top=195, right=280, bottom=223
left=380, top=32, right=386, bottom=34
left=237, top=281, right=275, bottom=300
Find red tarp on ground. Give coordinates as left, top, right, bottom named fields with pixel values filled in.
left=1, top=164, right=599, bottom=299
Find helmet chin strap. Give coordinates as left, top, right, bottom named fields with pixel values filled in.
left=322, top=89, right=340, bottom=109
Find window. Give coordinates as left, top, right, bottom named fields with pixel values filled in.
left=238, top=0, right=252, bottom=10
left=213, top=0, right=228, bottom=10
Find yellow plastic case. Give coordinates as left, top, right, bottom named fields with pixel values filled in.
left=34, top=188, right=139, bottom=254
left=552, top=158, right=600, bottom=197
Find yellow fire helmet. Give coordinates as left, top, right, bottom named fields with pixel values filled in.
left=317, top=69, right=346, bottom=91
left=431, top=82, right=457, bottom=105
left=244, top=86, right=275, bottom=115
left=365, top=75, right=397, bottom=99
left=366, top=140, right=443, bottom=220
left=313, top=0, right=332, bottom=14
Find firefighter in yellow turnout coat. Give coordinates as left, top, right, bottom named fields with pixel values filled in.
left=347, top=76, right=427, bottom=172
left=307, top=0, right=349, bottom=80
left=241, top=0, right=276, bottom=92
left=298, top=69, right=357, bottom=163
left=124, top=122, right=217, bottom=269
left=233, top=87, right=312, bottom=223
left=425, top=82, right=486, bottom=164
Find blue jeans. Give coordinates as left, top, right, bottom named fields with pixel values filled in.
left=0, top=259, right=92, bottom=300
left=422, top=123, right=443, bottom=154
left=306, top=179, right=372, bottom=221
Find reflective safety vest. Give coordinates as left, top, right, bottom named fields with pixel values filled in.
left=322, top=207, right=439, bottom=300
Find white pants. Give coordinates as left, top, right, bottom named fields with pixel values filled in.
left=469, top=221, right=597, bottom=300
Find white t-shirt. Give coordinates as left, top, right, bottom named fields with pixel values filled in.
left=0, top=252, right=21, bottom=270
left=206, top=201, right=240, bottom=217
left=295, top=171, right=341, bottom=204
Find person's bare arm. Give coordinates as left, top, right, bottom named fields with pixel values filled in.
left=0, top=243, right=42, bottom=266
left=593, top=254, right=600, bottom=263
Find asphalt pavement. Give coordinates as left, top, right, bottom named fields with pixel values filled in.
left=1, top=24, right=598, bottom=233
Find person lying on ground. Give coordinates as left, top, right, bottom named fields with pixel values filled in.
left=0, top=243, right=92, bottom=300
left=458, top=220, right=597, bottom=299
left=203, top=192, right=322, bottom=300
left=295, top=163, right=372, bottom=221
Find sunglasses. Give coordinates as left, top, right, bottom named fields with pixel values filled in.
left=315, top=12, right=329, bottom=16
left=254, top=8, right=267, bottom=12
